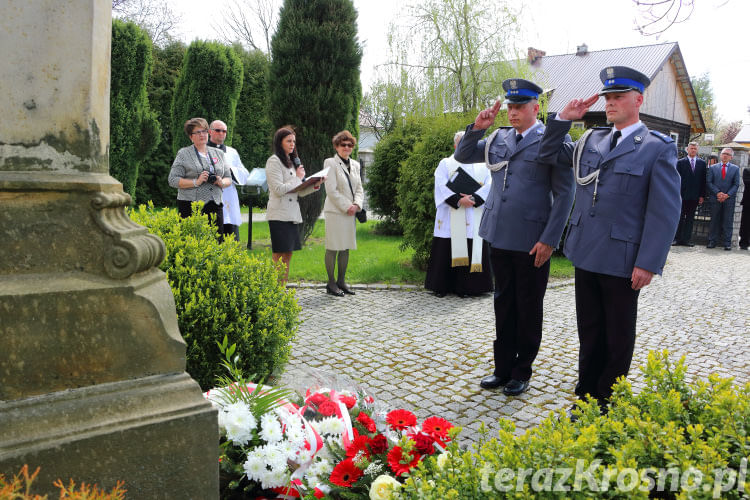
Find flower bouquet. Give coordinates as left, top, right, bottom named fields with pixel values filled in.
left=205, top=343, right=458, bottom=499
left=309, top=406, right=457, bottom=500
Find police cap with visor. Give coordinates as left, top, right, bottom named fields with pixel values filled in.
left=501, top=78, right=543, bottom=104
left=598, top=66, right=650, bottom=95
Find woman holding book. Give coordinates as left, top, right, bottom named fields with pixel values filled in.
left=322, top=130, right=364, bottom=297
left=266, top=127, right=323, bottom=283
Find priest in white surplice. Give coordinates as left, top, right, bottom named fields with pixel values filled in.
left=424, top=131, right=493, bottom=297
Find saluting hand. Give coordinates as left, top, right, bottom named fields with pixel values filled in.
left=558, top=94, right=599, bottom=121
left=474, top=100, right=502, bottom=130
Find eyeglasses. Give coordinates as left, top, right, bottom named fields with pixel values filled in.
left=212, top=129, right=227, bottom=133
left=339, top=143, right=354, bottom=148
left=191, top=130, right=209, bottom=136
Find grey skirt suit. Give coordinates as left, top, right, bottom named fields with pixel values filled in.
left=323, top=155, right=364, bottom=250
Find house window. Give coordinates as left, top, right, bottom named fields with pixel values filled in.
left=571, top=121, right=585, bottom=130
left=670, top=132, right=679, bottom=143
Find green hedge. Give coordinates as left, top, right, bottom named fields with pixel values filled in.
left=397, top=114, right=475, bottom=270
left=401, top=351, right=750, bottom=499
left=130, top=203, right=300, bottom=389
left=366, top=120, right=426, bottom=233
left=171, top=40, right=244, bottom=154
left=110, top=19, right=160, bottom=200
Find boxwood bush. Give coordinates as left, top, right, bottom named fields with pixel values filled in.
left=400, top=350, right=749, bottom=499
left=130, top=203, right=300, bottom=389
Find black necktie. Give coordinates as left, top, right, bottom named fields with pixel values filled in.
left=516, top=133, right=523, bottom=145
left=610, top=130, right=621, bottom=151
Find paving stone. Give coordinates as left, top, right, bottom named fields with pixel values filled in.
left=279, top=248, right=750, bottom=444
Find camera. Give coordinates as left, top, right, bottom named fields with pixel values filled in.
left=206, top=172, right=217, bottom=184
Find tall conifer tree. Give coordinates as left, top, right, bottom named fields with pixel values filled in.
left=270, top=0, right=362, bottom=242
left=110, top=19, right=160, bottom=199
left=171, top=41, right=243, bottom=154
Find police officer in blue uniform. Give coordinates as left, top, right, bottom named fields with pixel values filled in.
left=455, top=78, right=575, bottom=396
left=538, top=66, right=681, bottom=413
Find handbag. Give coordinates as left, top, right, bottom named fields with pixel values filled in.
left=343, top=162, right=367, bottom=223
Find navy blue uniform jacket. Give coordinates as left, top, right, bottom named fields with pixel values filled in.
left=454, top=123, right=575, bottom=253
left=538, top=119, right=681, bottom=278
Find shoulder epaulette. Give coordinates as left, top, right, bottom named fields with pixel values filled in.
left=649, top=130, right=673, bottom=143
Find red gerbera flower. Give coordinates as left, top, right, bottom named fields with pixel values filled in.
left=345, top=434, right=371, bottom=458
left=422, top=416, right=454, bottom=441
left=356, top=412, right=377, bottom=433
left=386, top=409, right=417, bottom=431
left=368, top=433, right=388, bottom=454
left=318, top=400, right=339, bottom=417
left=387, top=446, right=422, bottom=476
left=339, top=395, right=357, bottom=409
left=307, top=392, right=329, bottom=407
left=329, top=458, right=363, bottom=487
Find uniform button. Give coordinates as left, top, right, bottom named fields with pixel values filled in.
left=505, top=183, right=510, bottom=188
left=627, top=167, right=631, bottom=172
left=501, top=197, right=507, bottom=202
left=507, top=171, right=513, bottom=175
left=589, top=210, right=595, bottom=217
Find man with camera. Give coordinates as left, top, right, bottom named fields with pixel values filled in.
left=208, top=120, right=250, bottom=241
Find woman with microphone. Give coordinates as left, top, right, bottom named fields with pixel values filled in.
left=265, top=126, right=323, bottom=283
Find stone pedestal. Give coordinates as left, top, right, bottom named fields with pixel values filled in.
left=0, top=1, right=218, bottom=497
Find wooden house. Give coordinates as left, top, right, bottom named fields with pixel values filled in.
left=528, top=42, right=705, bottom=150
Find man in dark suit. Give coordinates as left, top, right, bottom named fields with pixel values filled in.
left=707, top=148, right=741, bottom=250
left=455, top=79, right=575, bottom=396
left=538, top=66, right=681, bottom=413
left=740, top=166, right=750, bottom=250
left=673, top=142, right=706, bottom=246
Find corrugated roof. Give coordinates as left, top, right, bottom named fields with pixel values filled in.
left=732, top=123, right=750, bottom=143
left=528, top=42, right=705, bottom=132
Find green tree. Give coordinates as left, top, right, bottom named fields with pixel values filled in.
left=269, top=0, right=362, bottom=242
left=379, top=0, right=524, bottom=118
left=110, top=19, right=161, bottom=200
left=398, top=113, right=475, bottom=269
left=231, top=45, right=273, bottom=172
left=171, top=41, right=244, bottom=154
left=691, top=72, right=720, bottom=136
left=366, top=120, right=426, bottom=232
left=135, top=40, right=186, bottom=206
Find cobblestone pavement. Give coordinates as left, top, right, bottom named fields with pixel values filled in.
left=280, top=247, right=749, bottom=442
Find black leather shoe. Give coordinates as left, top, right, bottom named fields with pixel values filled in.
left=707, top=243, right=716, bottom=249
left=724, top=246, right=731, bottom=251
left=480, top=375, right=510, bottom=389
left=457, top=293, right=469, bottom=298
left=686, top=242, right=695, bottom=247
left=671, top=240, right=680, bottom=246
left=326, top=285, right=344, bottom=297
left=740, top=246, right=748, bottom=250
left=503, top=379, right=530, bottom=396
left=434, top=292, right=446, bottom=298
left=338, top=284, right=355, bottom=295
left=567, top=404, right=580, bottom=423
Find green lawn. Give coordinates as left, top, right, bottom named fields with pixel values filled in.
left=240, top=219, right=573, bottom=285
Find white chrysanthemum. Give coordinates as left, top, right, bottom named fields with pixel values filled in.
left=296, top=446, right=313, bottom=463
left=316, top=416, right=344, bottom=436
left=260, top=419, right=283, bottom=443
left=309, top=459, right=332, bottom=477
left=260, top=412, right=278, bottom=430
left=243, top=454, right=267, bottom=482
left=261, top=468, right=290, bottom=489
left=285, top=425, right=306, bottom=446
left=278, top=439, right=299, bottom=461
left=262, top=444, right=288, bottom=470
left=223, top=402, right=256, bottom=445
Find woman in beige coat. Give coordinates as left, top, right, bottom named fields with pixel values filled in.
left=266, top=127, right=322, bottom=282
left=323, top=130, right=364, bottom=296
